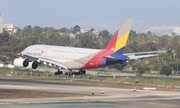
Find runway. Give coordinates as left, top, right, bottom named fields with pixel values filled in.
left=0, top=80, right=180, bottom=108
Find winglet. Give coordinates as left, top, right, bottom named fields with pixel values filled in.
left=105, top=19, right=133, bottom=54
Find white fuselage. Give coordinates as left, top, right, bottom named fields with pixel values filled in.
left=22, top=45, right=102, bottom=69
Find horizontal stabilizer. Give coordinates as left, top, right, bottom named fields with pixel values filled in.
left=125, top=50, right=167, bottom=60
left=125, top=50, right=167, bottom=55
left=128, top=54, right=158, bottom=60
left=102, top=54, right=128, bottom=61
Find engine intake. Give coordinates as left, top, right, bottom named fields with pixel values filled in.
left=23, top=59, right=29, bottom=67
left=32, top=61, right=38, bottom=69
left=13, top=58, right=38, bottom=69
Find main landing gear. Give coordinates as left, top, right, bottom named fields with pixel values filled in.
left=54, top=69, right=63, bottom=75
left=54, top=70, right=86, bottom=76
left=65, top=70, right=86, bottom=76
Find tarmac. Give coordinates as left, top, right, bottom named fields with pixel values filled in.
left=0, top=80, right=180, bottom=108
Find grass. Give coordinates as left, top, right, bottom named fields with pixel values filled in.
left=1, top=68, right=180, bottom=87
left=0, top=68, right=180, bottom=100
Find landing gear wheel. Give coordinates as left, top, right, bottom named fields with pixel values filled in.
left=54, top=72, right=57, bottom=75
left=65, top=72, right=68, bottom=76
left=54, top=70, right=63, bottom=75
left=82, top=70, right=86, bottom=74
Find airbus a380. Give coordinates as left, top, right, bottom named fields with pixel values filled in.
left=13, top=19, right=166, bottom=75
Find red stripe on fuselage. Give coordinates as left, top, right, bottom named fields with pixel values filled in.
left=80, top=49, right=112, bottom=69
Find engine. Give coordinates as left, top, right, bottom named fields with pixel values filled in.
left=13, top=58, right=38, bottom=69
left=32, top=61, right=38, bottom=69
left=13, top=58, right=29, bottom=68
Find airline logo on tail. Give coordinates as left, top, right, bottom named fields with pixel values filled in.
left=106, top=19, right=133, bottom=54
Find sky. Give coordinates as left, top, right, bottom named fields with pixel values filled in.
left=1, top=0, right=180, bottom=33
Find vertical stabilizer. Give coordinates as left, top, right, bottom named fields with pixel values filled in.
left=105, top=19, right=133, bottom=54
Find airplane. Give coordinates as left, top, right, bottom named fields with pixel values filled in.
left=13, top=19, right=166, bottom=76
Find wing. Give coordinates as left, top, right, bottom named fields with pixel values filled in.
left=38, top=57, right=68, bottom=70
left=124, top=50, right=167, bottom=60
left=102, top=50, right=167, bottom=60
left=23, top=55, right=68, bottom=70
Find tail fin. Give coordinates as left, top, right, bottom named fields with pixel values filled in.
left=105, top=19, right=133, bottom=54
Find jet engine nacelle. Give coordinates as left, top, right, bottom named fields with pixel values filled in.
left=13, top=58, right=29, bottom=68
left=26, top=61, right=38, bottom=69
left=13, top=58, right=38, bottom=69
